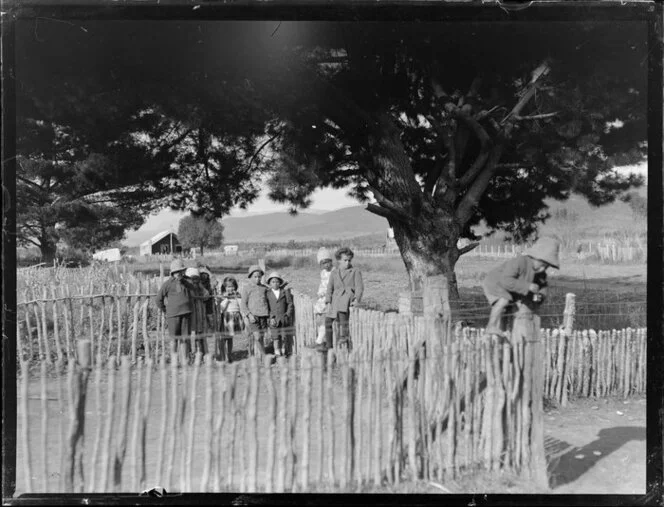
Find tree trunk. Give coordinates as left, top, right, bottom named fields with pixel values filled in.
left=391, top=218, right=461, bottom=306
left=40, top=238, right=57, bottom=265
left=364, top=113, right=464, bottom=312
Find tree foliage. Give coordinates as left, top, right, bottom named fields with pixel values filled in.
left=177, top=214, right=224, bottom=256
left=15, top=20, right=647, bottom=291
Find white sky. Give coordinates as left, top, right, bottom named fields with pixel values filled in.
left=230, top=186, right=359, bottom=216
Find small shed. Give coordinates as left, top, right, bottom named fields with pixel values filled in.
left=224, top=245, right=239, bottom=255
left=93, top=248, right=122, bottom=263
left=140, top=231, right=181, bottom=256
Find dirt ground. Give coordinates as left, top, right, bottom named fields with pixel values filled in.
left=544, top=396, right=646, bottom=495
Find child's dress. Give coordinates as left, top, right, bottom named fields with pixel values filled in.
left=218, top=291, right=243, bottom=361
left=220, top=293, right=243, bottom=336
left=314, top=269, right=332, bottom=344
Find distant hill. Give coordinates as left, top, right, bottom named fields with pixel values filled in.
left=123, top=185, right=647, bottom=247
left=122, top=207, right=376, bottom=246
left=221, top=206, right=389, bottom=243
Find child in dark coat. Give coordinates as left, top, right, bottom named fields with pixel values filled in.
left=482, top=237, right=560, bottom=337
left=185, top=267, right=212, bottom=357
left=265, top=271, right=294, bottom=357
left=156, top=258, right=194, bottom=358
left=240, top=265, right=270, bottom=357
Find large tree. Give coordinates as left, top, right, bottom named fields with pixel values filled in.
left=16, top=20, right=646, bottom=298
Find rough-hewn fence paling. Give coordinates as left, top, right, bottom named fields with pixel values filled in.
left=18, top=332, right=553, bottom=494
left=17, top=289, right=647, bottom=404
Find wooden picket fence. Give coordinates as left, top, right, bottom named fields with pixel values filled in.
left=17, top=328, right=548, bottom=494
left=16, top=289, right=646, bottom=404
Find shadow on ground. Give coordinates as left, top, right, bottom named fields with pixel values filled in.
left=545, top=426, right=645, bottom=489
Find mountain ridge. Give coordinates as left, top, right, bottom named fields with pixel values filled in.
left=123, top=186, right=647, bottom=247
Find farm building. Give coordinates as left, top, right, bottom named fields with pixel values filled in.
left=139, top=231, right=182, bottom=256
left=224, top=245, right=239, bottom=255
left=92, top=247, right=122, bottom=263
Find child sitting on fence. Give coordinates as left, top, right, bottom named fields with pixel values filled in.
left=265, top=271, right=294, bottom=357
left=185, top=267, right=212, bottom=357
left=240, top=265, right=270, bottom=357
left=310, top=247, right=334, bottom=349
left=322, top=247, right=364, bottom=351
left=156, top=259, right=194, bottom=360
left=482, top=236, right=560, bottom=338
left=218, top=276, right=243, bottom=362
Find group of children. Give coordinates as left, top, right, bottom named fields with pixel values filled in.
left=156, top=235, right=560, bottom=361
left=155, top=245, right=365, bottom=363
left=156, top=258, right=297, bottom=363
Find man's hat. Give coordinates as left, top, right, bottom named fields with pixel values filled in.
left=525, top=237, right=561, bottom=269
left=169, top=259, right=186, bottom=274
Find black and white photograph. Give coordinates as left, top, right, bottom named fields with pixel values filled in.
left=4, top=2, right=662, bottom=501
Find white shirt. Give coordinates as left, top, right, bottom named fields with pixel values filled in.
left=271, top=289, right=281, bottom=300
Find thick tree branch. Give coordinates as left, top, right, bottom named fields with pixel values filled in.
left=365, top=202, right=411, bottom=224
left=426, top=115, right=456, bottom=193
left=455, top=142, right=505, bottom=227
left=455, top=61, right=551, bottom=227
left=454, top=111, right=493, bottom=190
left=365, top=183, right=413, bottom=220
left=500, top=61, right=550, bottom=125
left=458, top=241, right=480, bottom=256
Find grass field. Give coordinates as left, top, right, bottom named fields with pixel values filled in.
left=125, top=253, right=646, bottom=330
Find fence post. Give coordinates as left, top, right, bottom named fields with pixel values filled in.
left=511, top=304, right=548, bottom=490
left=562, top=293, right=576, bottom=336
left=64, top=340, right=91, bottom=492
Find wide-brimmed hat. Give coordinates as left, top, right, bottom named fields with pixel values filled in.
left=317, top=247, right=333, bottom=263
left=170, top=259, right=186, bottom=274
left=525, top=237, right=560, bottom=269
left=266, top=271, right=285, bottom=285
left=247, top=264, right=264, bottom=278
left=185, top=267, right=200, bottom=278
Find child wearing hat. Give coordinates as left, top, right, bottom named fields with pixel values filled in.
left=482, top=237, right=560, bottom=337
left=156, top=259, right=194, bottom=359
left=311, top=247, right=334, bottom=348
left=240, top=264, right=270, bottom=357
left=185, top=267, right=212, bottom=357
left=265, top=272, right=294, bottom=357
left=218, top=276, right=243, bottom=362
left=322, top=247, right=364, bottom=350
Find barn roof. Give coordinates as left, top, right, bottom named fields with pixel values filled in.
left=140, top=230, right=177, bottom=247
